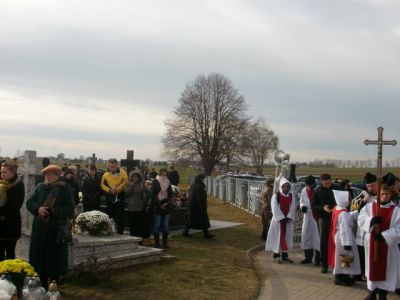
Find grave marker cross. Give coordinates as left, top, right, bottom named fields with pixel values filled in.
left=120, top=150, right=140, bottom=174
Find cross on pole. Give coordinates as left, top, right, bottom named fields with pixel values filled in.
left=364, top=127, right=397, bottom=262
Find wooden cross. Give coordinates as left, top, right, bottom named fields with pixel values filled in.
left=364, top=127, right=397, bottom=262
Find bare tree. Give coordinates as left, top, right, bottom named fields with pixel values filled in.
left=163, top=73, right=248, bottom=175
left=241, top=118, right=278, bottom=175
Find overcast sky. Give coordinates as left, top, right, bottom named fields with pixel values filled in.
left=1, top=0, right=400, bottom=163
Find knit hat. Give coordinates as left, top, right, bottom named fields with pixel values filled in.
left=305, top=175, right=316, bottom=187
left=383, top=173, right=398, bottom=187
left=364, top=173, right=377, bottom=184
left=41, top=164, right=62, bottom=176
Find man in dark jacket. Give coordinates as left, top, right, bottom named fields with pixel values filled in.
left=182, top=174, right=214, bottom=239
left=81, top=164, right=101, bottom=212
left=312, top=173, right=338, bottom=273
left=168, top=166, right=180, bottom=186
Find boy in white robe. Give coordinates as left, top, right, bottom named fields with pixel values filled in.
left=358, top=184, right=400, bottom=299
left=328, top=190, right=360, bottom=286
left=300, top=175, right=321, bottom=265
left=265, top=177, right=296, bottom=263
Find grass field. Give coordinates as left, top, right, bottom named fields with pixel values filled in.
left=61, top=195, right=263, bottom=300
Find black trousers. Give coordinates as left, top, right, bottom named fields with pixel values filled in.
left=318, top=218, right=331, bottom=268
left=106, top=201, right=125, bottom=234
left=128, top=211, right=150, bottom=238
left=83, top=200, right=100, bottom=212
left=0, top=239, right=17, bottom=261
left=304, top=249, right=320, bottom=262
left=357, top=245, right=365, bottom=276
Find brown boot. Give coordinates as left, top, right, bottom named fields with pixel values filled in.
left=154, top=233, right=160, bottom=248
left=162, top=233, right=169, bottom=249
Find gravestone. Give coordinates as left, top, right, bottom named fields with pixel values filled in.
left=89, top=153, right=97, bottom=165
left=16, top=151, right=40, bottom=258
left=120, top=150, right=140, bottom=174
left=16, top=150, right=162, bottom=271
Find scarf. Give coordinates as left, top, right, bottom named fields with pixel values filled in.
left=156, top=175, right=170, bottom=200
left=0, top=175, right=22, bottom=207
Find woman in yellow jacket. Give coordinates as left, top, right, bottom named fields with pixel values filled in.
left=100, top=159, right=128, bottom=234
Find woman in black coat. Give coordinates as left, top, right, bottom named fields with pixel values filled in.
left=182, top=174, right=214, bottom=238
left=0, top=162, right=25, bottom=261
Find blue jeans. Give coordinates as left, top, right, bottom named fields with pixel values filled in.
left=153, top=214, right=170, bottom=234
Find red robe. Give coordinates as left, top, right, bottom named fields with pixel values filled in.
left=328, top=207, right=346, bottom=268
left=369, top=202, right=395, bottom=281
left=279, top=194, right=292, bottom=251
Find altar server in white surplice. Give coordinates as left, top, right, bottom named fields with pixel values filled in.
left=358, top=184, right=400, bottom=299
left=265, top=177, right=296, bottom=263
left=299, top=175, right=320, bottom=265
left=328, top=190, right=360, bottom=286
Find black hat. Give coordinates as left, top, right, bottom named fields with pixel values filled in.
left=305, top=175, right=316, bottom=187
left=383, top=173, right=398, bottom=187
left=64, top=168, right=73, bottom=176
left=364, top=173, right=377, bottom=184
left=41, top=157, right=50, bottom=168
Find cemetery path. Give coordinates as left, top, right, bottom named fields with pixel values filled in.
left=169, top=219, right=244, bottom=236
left=253, top=248, right=398, bottom=300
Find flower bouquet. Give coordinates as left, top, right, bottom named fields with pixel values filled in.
left=0, top=258, right=36, bottom=299
left=76, top=210, right=113, bottom=236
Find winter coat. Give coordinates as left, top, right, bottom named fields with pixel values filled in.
left=0, top=175, right=25, bottom=240
left=100, top=168, right=128, bottom=204
left=168, top=170, right=180, bottom=186
left=26, top=181, right=74, bottom=277
left=62, top=176, right=80, bottom=205
left=150, top=178, right=173, bottom=215
left=187, top=179, right=210, bottom=230
left=125, top=170, right=150, bottom=212
left=81, top=174, right=101, bottom=206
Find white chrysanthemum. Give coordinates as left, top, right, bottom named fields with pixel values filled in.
left=76, top=211, right=112, bottom=235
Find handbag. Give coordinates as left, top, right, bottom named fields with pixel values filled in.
left=42, top=184, right=73, bottom=245
left=56, top=212, right=73, bottom=245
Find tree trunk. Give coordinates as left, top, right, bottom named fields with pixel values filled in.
left=203, top=161, right=215, bottom=176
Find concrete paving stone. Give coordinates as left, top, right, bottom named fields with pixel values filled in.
left=254, top=248, right=398, bottom=300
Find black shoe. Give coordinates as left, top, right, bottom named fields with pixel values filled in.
left=364, top=289, right=378, bottom=300
left=300, top=259, right=312, bottom=264
left=274, top=257, right=282, bottom=264
left=395, top=288, right=400, bottom=295
left=314, top=261, right=321, bottom=267
left=334, top=279, right=351, bottom=286
left=321, top=267, right=328, bottom=273
left=353, top=275, right=363, bottom=281
left=282, top=257, right=293, bottom=263
left=204, top=233, right=215, bottom=239
left=182, top=232, right=192, bottom=237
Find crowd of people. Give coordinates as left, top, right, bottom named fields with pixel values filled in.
left=0, top=157, right=208, bottom=291
left=262, top=172, right=400, bottom=299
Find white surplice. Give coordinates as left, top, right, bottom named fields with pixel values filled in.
left=299, top=186, right=320, bottom=251
left=331, top=190, right=360, bottom=275
left=265, top=177, right=296, bottom=253
left=358, top=201, right=400, bottom=291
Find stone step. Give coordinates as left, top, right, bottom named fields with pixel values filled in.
left=68, top=234, right=162, bottom=271
left=69, top=233, right=142, bottom=257
left=70, top=245, right=163, bottom=270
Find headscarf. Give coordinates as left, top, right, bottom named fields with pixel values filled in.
left=156, top=175, right=170, bottom=200
left=0, top=175, right=21, bottom=207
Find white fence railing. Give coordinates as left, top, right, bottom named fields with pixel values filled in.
left=193, top=175, right=303, bottom=247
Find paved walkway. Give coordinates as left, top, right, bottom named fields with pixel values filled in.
left=254, top=248, right=398, bottom=300
left=169, top=219, right=243, bottom=236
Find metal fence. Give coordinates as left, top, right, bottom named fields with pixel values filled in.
left=205, top=175, right=304, bottom=248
